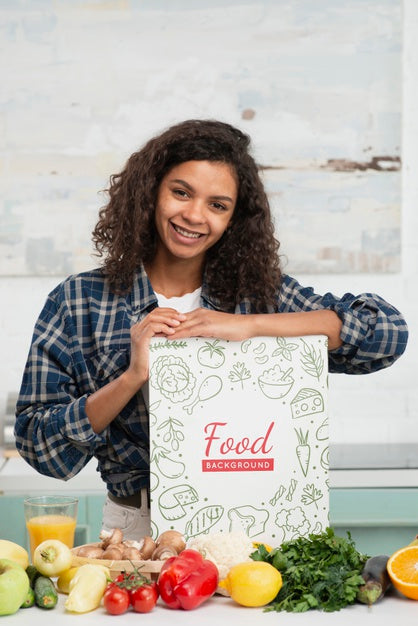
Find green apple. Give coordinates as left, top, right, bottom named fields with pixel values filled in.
left=0, top=558, right=30, bottom=615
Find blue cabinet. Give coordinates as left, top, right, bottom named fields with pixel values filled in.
left=329, top=488, right=418, bottom=555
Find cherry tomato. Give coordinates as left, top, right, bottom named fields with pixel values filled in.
left=114, top=573, right=126, bottom=584
left=130, top=583, right=159, bottom=613
left=103, top=584, right=130, bottom=615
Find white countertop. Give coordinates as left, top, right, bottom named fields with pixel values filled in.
left=5, top=589, right=418, bottom=625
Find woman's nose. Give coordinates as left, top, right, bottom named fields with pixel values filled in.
left=182, top=199, right=205, bottom=222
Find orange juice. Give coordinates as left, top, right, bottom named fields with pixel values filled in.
left=26, top=514, right=76, bottom=557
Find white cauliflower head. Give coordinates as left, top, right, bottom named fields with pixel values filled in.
left=187, top=531, right=255, bottom=579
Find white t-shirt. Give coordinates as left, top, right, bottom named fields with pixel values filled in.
left=142, top=286, right=202, bottom=410
left=154, top=286, right=202, bottom=313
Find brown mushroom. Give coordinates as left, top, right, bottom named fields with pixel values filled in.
left=102, top=544, right=124, bottom=560
left=156, top=530, right=186, bottom=554
left=122, top=546, right=142, bottom=561
left=101, top=527, right=124, bottom=548
left=76, top=545, right=105, bottom=559
left=137, top=536, right=156, bottom=560
left=151, top=544, right=178, bottom=561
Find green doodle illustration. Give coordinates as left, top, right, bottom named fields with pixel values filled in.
left=150, top=441, right=185, bottom=479
left=286, top=478, right=298, bottom=502
left=316, top=417, right=328, bottom=440
left=320, top=446, right=329, bottom=470
left=269, top=485, right=286, bottom=507
left=197, top=339, right=226, bottom=368
left=295, top=428, right=311, bottom=476
left=149, top=471, right=159, bottom=492
left=301, top=483, right=324, bottom=509
left=258, top=365, right=294, bottom=399
left=228, top=506, right=269, bottom=538
left=184, top=505, right=225, bottom=538
left=300, top=339, right=325, bottom=380
left=150, top=355, right=196, bottom=402
left=182, top=375, right=222, bottom=414
left=150, top=520, right=159, bottom=541
left=291, top=388, right=325, bottom=419
left=148, top=400, right=161, bottom=427
left=274, top=506, right=311, bottom=543
left=311, top=520, right=324, bottom=535
left=158, top=484, right=199, bottom=521
left=157, top=417, right=185, bottom=451
left=253, top=341, right=266, bottom=355
left=240, top=339, right=252, bottom=353
left=149, top=340, right=188, bottom=352
left=272, top=337, right=299, bottom=361
left=228, top=362, right=251, bottom=389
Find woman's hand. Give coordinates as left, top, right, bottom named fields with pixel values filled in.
left=127, top=308, right=187, bottom=385
left=169, top=308, right=343, bottom=350
left=169, top=309, right=252, bottom=342
left=85, top=308, right=185, bottom=433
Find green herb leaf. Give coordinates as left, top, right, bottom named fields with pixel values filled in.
left=251, top=527, right=368, bottom=613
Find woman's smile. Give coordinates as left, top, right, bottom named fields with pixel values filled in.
left=170, top=222, right=204, bottom=240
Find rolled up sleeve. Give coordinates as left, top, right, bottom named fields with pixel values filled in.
left=279, top=276, right=408, bottom=374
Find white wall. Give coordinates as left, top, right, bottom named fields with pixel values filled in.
left=0, top=1, right=416, bottom=449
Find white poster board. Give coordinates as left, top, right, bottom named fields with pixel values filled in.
left=149, top=335, right=329, bottom=545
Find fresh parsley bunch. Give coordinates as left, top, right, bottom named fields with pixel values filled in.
left=251, top=527, right=368, bottom=612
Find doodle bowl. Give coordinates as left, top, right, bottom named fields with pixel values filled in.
left=258, top=377, right=294, bottom=399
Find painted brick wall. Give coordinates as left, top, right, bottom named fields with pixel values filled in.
left=0, top=1, right=416, bottom=450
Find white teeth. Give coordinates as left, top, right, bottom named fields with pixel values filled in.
left=173, top=224, right=201, bottom=239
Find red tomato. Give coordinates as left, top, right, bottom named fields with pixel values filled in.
left=130, top=583, right=159, bottom=613
left=103, top=585, right=130, bottom=615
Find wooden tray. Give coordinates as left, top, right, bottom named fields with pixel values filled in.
left=71, top=543, right=163, bottom=580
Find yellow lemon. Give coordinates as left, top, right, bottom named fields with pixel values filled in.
left=56, top=567, right=79, bottom=594
left=219, top=561, right=282, bottom=607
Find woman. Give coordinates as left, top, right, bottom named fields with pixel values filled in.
left=15, top=119, right=408, bottom=539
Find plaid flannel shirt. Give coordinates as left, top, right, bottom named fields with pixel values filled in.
left=15, top=266, right=408, bottom=497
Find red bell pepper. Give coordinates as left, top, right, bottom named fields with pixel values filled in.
left=158, top=548, right=219, bottom=610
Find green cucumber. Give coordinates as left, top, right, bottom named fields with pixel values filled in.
left=21, top=586, right=35, bottom=608
left=26, top=564, right=42, bottom=587
left=34, top=575, right=58, bottom=609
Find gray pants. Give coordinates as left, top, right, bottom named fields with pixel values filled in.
left=101, top=491, right=151, bottom=541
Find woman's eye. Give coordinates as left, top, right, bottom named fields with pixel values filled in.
left=211, top=202, right=227, bottom=211
left=173, top=188, right=189, bottom=198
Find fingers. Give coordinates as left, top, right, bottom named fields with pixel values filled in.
left=132, top=308, right=187, bottom=337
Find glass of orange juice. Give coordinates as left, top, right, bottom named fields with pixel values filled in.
left=24, top=495, right=78, bottom=559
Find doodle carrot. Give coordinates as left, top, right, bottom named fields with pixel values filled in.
left=295, top=428, right=310, bottom=477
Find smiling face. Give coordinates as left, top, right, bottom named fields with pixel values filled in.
left=154, top=160, right=238, bottom=267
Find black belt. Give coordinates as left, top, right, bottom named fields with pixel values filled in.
left=108, top=488, right=150, bottom=509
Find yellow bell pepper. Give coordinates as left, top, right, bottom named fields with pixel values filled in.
left=64, top=564, right=110, bottom=613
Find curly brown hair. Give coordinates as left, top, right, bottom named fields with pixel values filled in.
left=92, top=119, right=282, bottom=312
